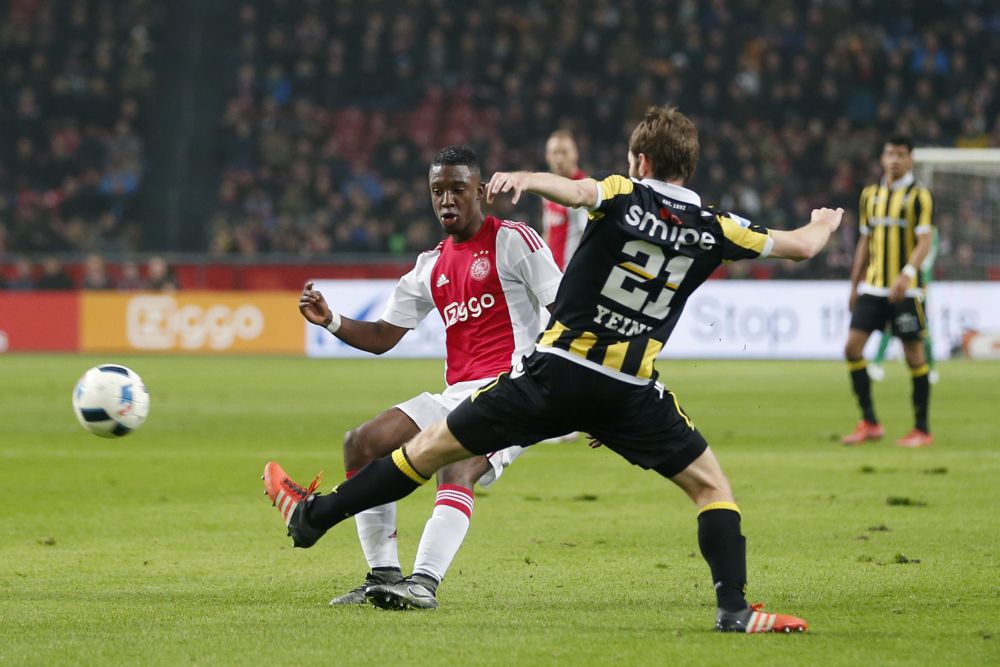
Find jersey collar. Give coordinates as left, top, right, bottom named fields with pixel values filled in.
left=881, top=171, right=914, bottom=191
left=635, top=178, right=702, bottom=206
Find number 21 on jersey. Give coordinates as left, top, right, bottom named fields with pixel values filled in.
left=600, top=240, right=693, bottom=319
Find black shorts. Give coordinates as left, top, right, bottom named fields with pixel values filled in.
left=446, top=351, right=708, bottom=477
left=850, top=293, right=927, bottom=341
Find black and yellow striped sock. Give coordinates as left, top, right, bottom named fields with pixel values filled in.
left=847, top=358, right=878, bottom=423
left=910, top=363, right=931, bottom=432
left=697, top=502, right=748, bottom=613
left=307, top=448, right=428, bottom=531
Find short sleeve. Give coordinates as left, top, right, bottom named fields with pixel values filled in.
left=380, top=256, right=435, bottom=329
left=588, top=174, right=635, bottom=219
left=858, top=187, right=871, bottom=236
left=717, top=212, right=773, bottom=261
left=514, top=248, right=562, bottom=307
left=497, top=223, right=563, bottom=307
left=914, top=187, right=933, bottom=234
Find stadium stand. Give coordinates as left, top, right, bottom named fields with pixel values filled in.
left=0, top=0, right=160, bottom=258
left=2, top=0, right=999, bottom=283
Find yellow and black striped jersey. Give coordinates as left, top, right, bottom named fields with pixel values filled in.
left=859, top=172, right=933, bottom=296
left=537, top=174, right=773, bottom=384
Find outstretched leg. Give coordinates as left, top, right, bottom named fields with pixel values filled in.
left=302, top=420, right=475, bottom=538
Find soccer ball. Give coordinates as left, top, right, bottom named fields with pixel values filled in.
left=72, top=364, right=150, bottom=437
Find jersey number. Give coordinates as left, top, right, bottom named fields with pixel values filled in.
left=599, top=240, right=693, bottom=318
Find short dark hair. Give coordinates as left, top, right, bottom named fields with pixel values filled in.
left=628, top=106, right=699, bottom=182
left=431, top=145, right=480, bottom=173
left=885, top=134, right=914, bottom=153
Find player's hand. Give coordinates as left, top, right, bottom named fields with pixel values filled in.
left=811, top=207, right=845, bottom=231
left=888, top=274, right=909, bottom=303
left=299, top=281, right=333, bottom=327
left=848, top=289, right=858, bottom=313
left=486, top=171, right=531, bottom=205
left=586, top=434, right=603, bottom=449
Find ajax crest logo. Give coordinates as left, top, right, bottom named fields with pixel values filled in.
left=470, top=251, right=491, bottom=281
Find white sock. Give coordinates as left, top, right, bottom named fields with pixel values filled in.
left=412, top=485, right=474, bottom=583
left=353, top=498, right=400, bottom=570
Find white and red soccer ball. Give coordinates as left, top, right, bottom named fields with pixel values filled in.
left=72, top=364, right=150, bottom=437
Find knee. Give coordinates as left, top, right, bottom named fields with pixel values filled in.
left=905, top=349, right=926, bottom=368
left=343, top=427, right=382, bottom=467
left=696, top=475, right=733, bottom=506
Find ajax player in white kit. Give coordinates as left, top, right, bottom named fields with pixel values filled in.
left=294, top=146, right=562, bottom=609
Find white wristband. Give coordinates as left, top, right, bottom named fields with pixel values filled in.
left=325, top=312, right=342, bottom=334
left=902, top=265, right=917, bottom=279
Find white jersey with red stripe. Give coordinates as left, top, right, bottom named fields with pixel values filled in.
left=542, top=169, right=589, bottom=270
left=381, top=215, right=562, bottom=386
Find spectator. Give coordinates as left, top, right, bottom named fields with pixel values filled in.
left=5, top=257, right=36, bottom=290
left=145, top=255, right=177, bottom=291
left=118, top=260, right=145, bottom=290
left=82, top=253, right=113, bottom=289
left=35, top=256, right=75, bottom=290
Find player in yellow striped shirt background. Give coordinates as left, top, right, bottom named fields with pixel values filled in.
left=843, top=135, right=934, bottom=448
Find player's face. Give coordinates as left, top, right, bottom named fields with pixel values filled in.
left=880, top=143, right=913, bottom=181
left=429, top=164, right=484, bottom=236
left=545, top=136, right=579, bottom=177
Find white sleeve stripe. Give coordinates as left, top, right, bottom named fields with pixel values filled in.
left=589, top=182, right=603, bottom=211
left=759, top=235, right=774, bottom=259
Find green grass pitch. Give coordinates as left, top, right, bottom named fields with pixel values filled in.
left=1, top=355, right=997, bottom=666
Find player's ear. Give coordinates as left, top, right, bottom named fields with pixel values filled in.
left=476, top=179, right=486, bottom=201
left=638, top=153, right=653, bottom=179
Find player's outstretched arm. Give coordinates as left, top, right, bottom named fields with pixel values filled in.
left=487, top=171, right=599, bottom=208
left=299, top=281, right=408, bottom=354
left=768, top=207, right=844, bottom=261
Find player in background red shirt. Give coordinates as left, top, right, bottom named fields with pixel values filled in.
left=541, top=130, right=588, bottom=271
left=291, top=146, right=561, bottom=610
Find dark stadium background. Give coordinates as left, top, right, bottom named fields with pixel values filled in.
left=1, top=0, right=997, bottom=291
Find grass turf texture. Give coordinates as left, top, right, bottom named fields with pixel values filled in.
left=1, top=355, right=997, bottom=666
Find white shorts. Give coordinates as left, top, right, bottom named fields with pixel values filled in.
left=395, top=378, right=524, bottom=488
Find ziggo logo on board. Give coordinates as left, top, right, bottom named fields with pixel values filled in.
left=126, top=296, right=265, bottom=350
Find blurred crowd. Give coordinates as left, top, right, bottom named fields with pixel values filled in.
left=0, top=253, right=176, bottom=291
left=208, top=0, right=1000, bottom=279
left=0, top=0, right=159, bottom=255
left=2, top=0, right=999, bottom=281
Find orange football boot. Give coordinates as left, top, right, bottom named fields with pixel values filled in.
left=262, top=461, right=327, bottom=547
left=716, top=603, right=809, bottom=633
left=841, top=420, right=885, bottom=445
left=896, top=429, right=933, bottom=448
